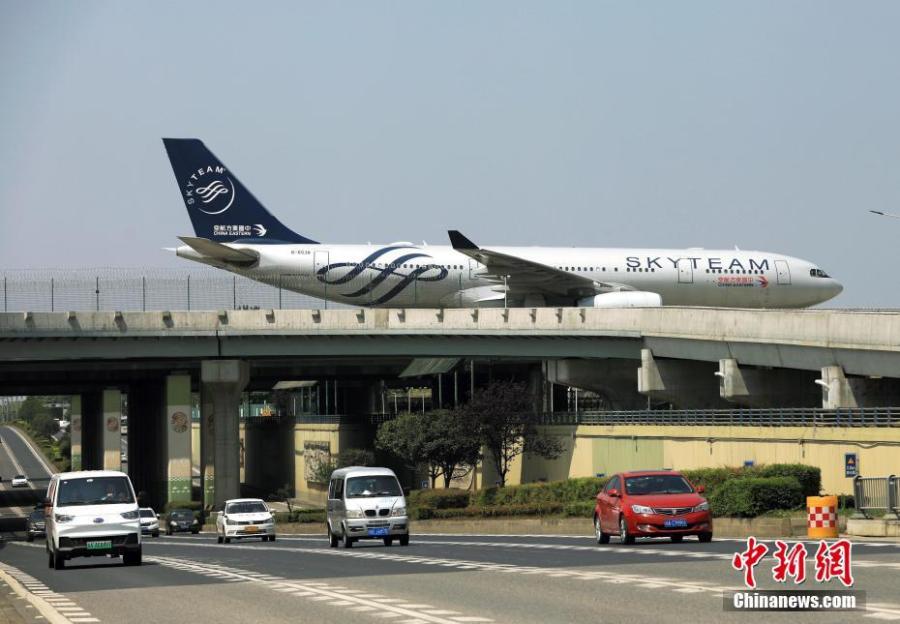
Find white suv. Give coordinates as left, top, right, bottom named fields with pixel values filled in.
left=216, top=498, right=276, bottom=543
left=45, top=470, right=142, bottom=569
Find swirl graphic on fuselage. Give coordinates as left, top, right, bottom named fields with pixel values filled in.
left=316, top=246, right=448, bottom=305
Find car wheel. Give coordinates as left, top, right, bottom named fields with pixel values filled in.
left=328, top=525, right=339, bottom=548
left=619, top=516, right=634, bottom=545
left=192, top=529, right=199, bottom=535
left=383, top=538, right=393, bottom=547
left=342, top=527, right=353, bottom=549
left=123, top=547, right=142, bottom=566
left=153, top=531, right=159, bottom=538
left=671, top=535, right=683, bottom=543
left=270, top=535, right=275, bottom=542
left=27, top=533, right=34, bottom=543
left=595, top=516, right=610, bottom=544
left=399, top=534, right=409, bottom=547
left=698, top=532, right=713, bottom=543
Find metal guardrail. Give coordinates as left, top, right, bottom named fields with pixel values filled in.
left=853, top=475, right=900, bottom=517
left=295, top=414, right=396, bottom=426
left=293, top=408, right=900, bottom=428
left=538, top=408, right=900, bottom=428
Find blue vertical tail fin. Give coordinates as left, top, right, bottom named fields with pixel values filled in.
left=162, top=138, right=317, bottom=244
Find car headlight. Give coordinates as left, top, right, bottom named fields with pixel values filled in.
left=192, top=518, right=199, bottom=525
left=225, top=516, right=235, bottom=525
left=631, top=504, right=654, bottom=515
left=54, top=513, right=74, bottom=523
left=345, top=508, right=364, bottom=519
left=120, top=510, right=139, bottom=520
left=693, top=501, right=710, bottom=512
left=391, top=506, right=406, bottom=517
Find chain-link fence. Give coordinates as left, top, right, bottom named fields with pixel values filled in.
left=0, top=268, right=351, bottom=312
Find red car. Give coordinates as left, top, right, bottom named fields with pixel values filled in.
left=594, top=470, right=713, bottom=544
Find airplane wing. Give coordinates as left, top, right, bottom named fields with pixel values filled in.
left=178, top=236, right=259, bottom=266
left=448, top=230, right=627, bottom=299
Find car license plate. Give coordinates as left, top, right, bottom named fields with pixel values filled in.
left=244, top=525, right=258, bottom=533
left=86, top=540, right=112, bottom=551
left=664, top=519, right=688, bottom=529
left=367, top=527, right=389, bottom=537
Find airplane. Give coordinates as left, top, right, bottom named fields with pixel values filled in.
left=163, top=138, right=843, bottom=309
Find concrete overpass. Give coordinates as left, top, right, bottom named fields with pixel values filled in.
left=1, top=306, right=898, bottom=508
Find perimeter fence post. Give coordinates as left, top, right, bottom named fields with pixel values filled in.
left=95, top=276, right=100, bottom=311
left=51, top=277, right=54, bottom=312
left=142, top=276, right=146, bottom=311
left=187, top=275, right=191, bottom=311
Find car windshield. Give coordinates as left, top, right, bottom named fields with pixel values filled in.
left=30, top=510, right=44, bottom=520
left=57, top=476, right=135, bottom=506
left=139, top=509, right=155, bottom=518
left=171, top=510, right=193, bottom=519
left=345, top=475, right=402, bottom=498
left=625, top=474, right=694, bottom=495
left=14, top=475, right=24, bottom=480
left=226, top=501, right=267, bottom=514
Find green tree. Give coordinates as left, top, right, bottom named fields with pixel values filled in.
left=464, top=380, right=564, bottom=487
left=31, top=412, right=59, bottom=439
left=376, top=411, right=480, bottom=488
left=422, top=410, right=481, bottom=488
left=17, top=396, right=49, bottom=423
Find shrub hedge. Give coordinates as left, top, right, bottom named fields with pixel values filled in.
left=472, top=477, right=609, bottom=507
left=406, top=488, right=470, bottom=510
left=708, top=476, right=804, bottom=518
left=683, top=464, right=821, bottom=500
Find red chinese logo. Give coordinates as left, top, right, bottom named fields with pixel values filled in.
left=732, top=537, right=769, bottom=589
left=814, top=539, right=854, bottom=587
left=772, top=540, right=808, bottom=584
left=733, top=537, right=854, bottom=589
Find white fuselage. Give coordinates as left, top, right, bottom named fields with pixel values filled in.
left=176, top=242, right=843, bottom=309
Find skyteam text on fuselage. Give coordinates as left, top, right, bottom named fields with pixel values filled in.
left=162, top=138, right=843, bottom=309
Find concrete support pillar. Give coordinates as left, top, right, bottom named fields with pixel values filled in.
left=165, top=374, right=192, bottom=504
left=69, top=395, right=82, bottom=471
left=127, top=380, right=165, bottom=509
left=638, top=349, right=729, bottom=409
left=819, top=366, right=858, bottom=409
left=200, top=388, right=215, bottom=509
left=102, top=389, right=122, bottom=471
left=81, top=391, right=102, bottom=470
left=545, top=358, right=646, bottom=410
left=718, top=359, right=819, bottom=408
left=201, top=360, right=249, bottom=509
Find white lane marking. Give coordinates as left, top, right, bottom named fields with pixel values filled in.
left=146, top=555, right=492, bottom=624
left=141, top=539, right=900, bottom=620
left=0, top=559, right=100, bottom=623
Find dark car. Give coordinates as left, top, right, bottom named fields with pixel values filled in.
left=26, top=508, right=46, bottom=542
left=165, top=508, right=200, bottom=535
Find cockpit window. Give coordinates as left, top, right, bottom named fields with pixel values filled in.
left=809, top=268, right=830, bottom=278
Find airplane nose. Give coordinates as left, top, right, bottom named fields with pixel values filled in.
left=831, top=281, right=843, bottom=297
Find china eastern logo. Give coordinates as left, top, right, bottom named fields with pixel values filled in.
left=183, top=165, right=236, bottom=215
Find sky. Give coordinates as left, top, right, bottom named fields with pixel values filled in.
left=1, top=1, right=899, bottom=307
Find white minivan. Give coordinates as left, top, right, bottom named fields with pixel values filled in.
left=326, top=466, right=409, bottom=548
left=45, top=470, right=142, bottom=569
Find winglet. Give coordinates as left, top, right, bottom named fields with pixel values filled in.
left=448, top=230, right=478, bottom=250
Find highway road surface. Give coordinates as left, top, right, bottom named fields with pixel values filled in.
left=1, top=531, right=899, bottom=623
left=0, top=425, right=54, bottom=520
